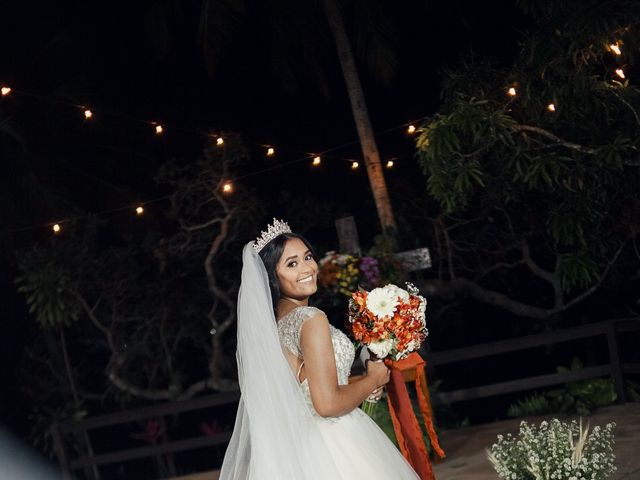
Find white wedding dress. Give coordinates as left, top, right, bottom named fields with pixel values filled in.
left=277, top=305, right=420, bottom=479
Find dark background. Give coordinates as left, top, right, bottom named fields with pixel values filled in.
left=0, top=0, right=530, bottom=439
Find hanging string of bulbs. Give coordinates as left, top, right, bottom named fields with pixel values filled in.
left=0, top=39, right=630, bottom=236
left=0, top=85, right=422, bottom=235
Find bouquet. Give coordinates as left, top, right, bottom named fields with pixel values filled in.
left=349, top=283, right=428, bottom=362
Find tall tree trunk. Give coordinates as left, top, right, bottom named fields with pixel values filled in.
left=322, top=0, right=397, bottom=232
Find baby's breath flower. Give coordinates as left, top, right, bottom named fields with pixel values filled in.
left=488, top=419, right=616, bottom=480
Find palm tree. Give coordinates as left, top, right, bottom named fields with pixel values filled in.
left=195, top=0, right=397, bottom=230
left=321, top=0, right=396, bottom=230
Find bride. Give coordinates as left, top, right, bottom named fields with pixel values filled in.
left=220, top=219, right=420, bottom=479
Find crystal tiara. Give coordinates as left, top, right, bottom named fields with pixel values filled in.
left=253, top=218, right=292, bottom=253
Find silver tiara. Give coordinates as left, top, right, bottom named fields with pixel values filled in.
left=253, top=218, right=292, bottom=253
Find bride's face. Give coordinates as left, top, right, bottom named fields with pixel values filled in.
left=275, top=238, right=318, bottom=300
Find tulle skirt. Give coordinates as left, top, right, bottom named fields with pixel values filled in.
left=314, top=407, right=420, bottom=479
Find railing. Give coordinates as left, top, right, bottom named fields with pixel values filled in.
left=51, top=318, right=640, bottom=479
left=427, top=318, right=640, bottom=405
left=51, top=391, right=240, bottom=480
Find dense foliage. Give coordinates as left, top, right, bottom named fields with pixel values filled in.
left=414, top=0, right=640, bottom=321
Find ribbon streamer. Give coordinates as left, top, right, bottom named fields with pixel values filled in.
left=385, top=352, right=445, bottom=480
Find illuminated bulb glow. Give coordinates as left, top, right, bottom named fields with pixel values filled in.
left=507, top=87, right=517, bottom=96
left=84, top=109, right=93, bottom=119
left=52, top=224, right=61, bottom=233
left=136, top=206, right=144, bottom=215
left=615, top=68, right=625, bottom=79
left=266, top=147, right=275, bottom=156
left=386, top=160, right=394, bottom=168
left=547, top=103, right=556, bottom=112
left=610, top=43, right=622, bottom=56
left=351, top=161, right=359, bottom=170
left=1, top=87, right=11, bottom=96
left=222, top=182, right=233, bottom=193
left=407, top=125, right=416, bottom=134
left=155, top=125, right=163, bottom=134
left=216, top=137, right=224, bottom=146
left=312, top=156, right=321, bottom=166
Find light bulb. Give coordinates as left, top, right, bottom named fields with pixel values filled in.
left=610, top=43, right=622, bottom=56
left=386, top=160, right=394, bottom=168
left=52, top=224, right=61, bottom=233
left=615, top=68, right=625, bottom=79
left=351, top=161, right=359, bottom=170
left=155, top=125, right=163, bottom=134
left=136, top=206, right=144, bottom=215
left=222, top=182, right=233, bottom=193
left=407, top=125, right=416, bottom=134
left=1, top=87, right=11, bottom=96
left=547, top=103, right=556, bottom=112
left=84, top=109, right=93, bottom=119
left=312, top=156, right=321, bottom=166
left=507, top=87, right=517, bottom=96
left=216, top=137, right=224, bottom=146
left=266, top=147, right=275, bottom=156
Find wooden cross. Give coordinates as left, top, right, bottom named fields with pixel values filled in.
left=335, top=216, right=432, bottom=272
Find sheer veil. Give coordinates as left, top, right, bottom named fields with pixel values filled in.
left=220, top=242, right=340, bottom=479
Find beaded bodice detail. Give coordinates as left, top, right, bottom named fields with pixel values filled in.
left=277, top=306, right=355, bottom=416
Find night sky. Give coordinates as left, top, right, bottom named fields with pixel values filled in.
left=0, top=0, right=530, bottom=437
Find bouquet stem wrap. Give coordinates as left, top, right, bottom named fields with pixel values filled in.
left=384, top=352, right=445, bottom=480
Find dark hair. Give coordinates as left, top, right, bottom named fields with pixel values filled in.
left=258, top=233, right=316, bottom=312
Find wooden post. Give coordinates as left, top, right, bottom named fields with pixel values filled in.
left=50, top=423, right=73, bottom=480
left=335, top=216, right=361, bottom=256
left=606, top=321, right=627, bottom=403
left=159, top=416, right=177, bottom=476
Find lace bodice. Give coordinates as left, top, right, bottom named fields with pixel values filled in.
left=277, top=306, right=356, bottom=417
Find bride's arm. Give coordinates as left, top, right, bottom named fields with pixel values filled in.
left=300, top=312, right=389, bottom=417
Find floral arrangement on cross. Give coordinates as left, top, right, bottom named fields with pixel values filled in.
left=317, top=251, right=405, bottom=307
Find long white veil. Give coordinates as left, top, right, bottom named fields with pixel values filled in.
left=220, top=243, right=340, bottom=479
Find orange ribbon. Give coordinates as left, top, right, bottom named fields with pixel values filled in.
left=384, top=352, right=445, bottom=480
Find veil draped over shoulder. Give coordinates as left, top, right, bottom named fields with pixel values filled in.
left=219, top=243, right=340, bottom=479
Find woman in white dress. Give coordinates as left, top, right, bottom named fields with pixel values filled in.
left=220, top=219, right=419, bottom=479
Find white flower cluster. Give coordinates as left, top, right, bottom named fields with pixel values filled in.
left=488, top=419, right=616, bottom=480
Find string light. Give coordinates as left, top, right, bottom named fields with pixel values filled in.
left=0, top=85, right=435, bottom=238
left=609, top=43, right=622, bottom=56
left=615, top=68, right=626, bottom=79
left=547, top=103, right=556, bottom=112
left=507, top=87, right=517, bottom=96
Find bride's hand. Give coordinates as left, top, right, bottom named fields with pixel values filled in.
left=366, top=359, right=390, bottom=387
left=367, top=386, right=384, bottom=402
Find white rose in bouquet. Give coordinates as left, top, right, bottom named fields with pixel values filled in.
left=368, top=338, right=395, bottom=358
left=382, top=284, right=410, bottom=302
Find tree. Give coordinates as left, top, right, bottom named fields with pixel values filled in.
left=195, top=0, right=397, bottom=230
left=412, top=0, right=640, bottom=322
left=16, top=136, right=260, bottom=405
